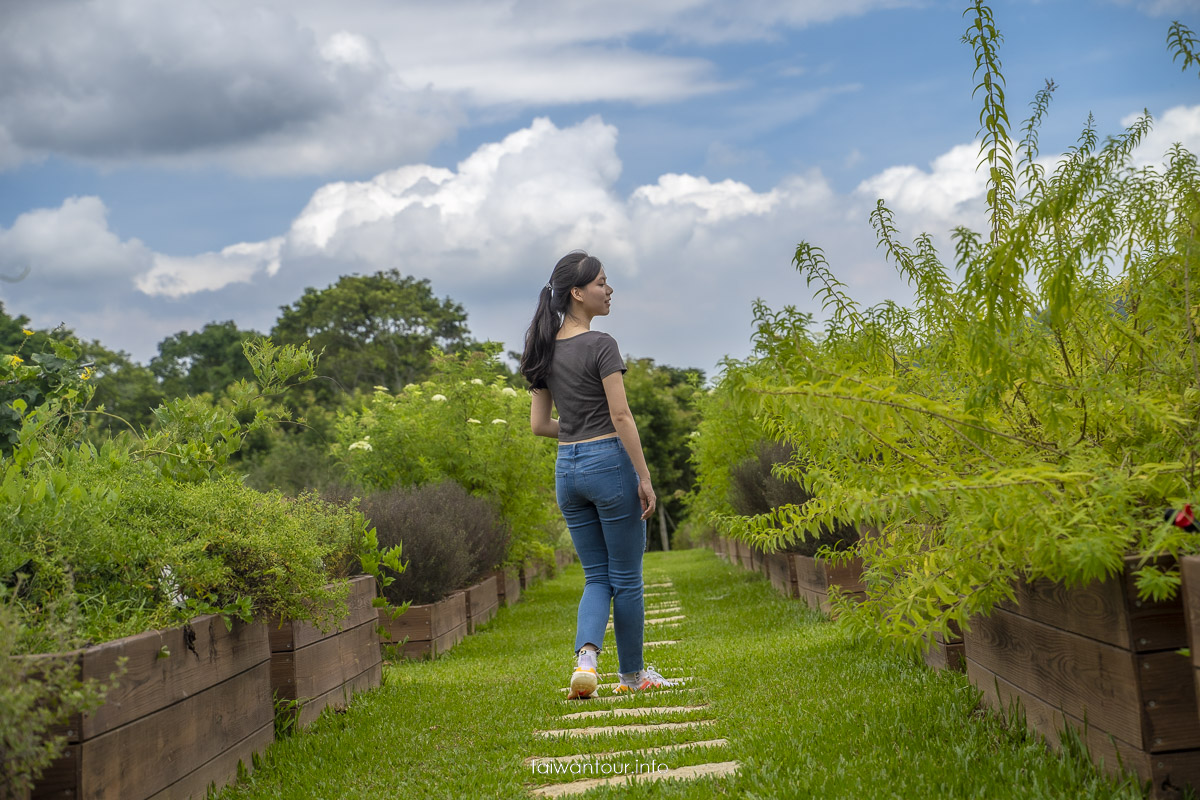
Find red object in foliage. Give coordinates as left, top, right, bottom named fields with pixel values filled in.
left=1177, top=503, right=1195, bottom=528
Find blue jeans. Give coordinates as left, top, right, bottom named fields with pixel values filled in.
left=555, top=436, right=647, bottom=675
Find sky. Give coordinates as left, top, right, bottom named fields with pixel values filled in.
left=1, top=0, right=1198, bottom=380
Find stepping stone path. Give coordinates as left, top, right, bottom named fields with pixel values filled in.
left=527, top=577, right=740, bottom=796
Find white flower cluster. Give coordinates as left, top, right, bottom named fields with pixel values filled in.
left=467, top=418, right=481, bottom=424
left=491, top=418, right=507, bottom=425
left=348, top=439, right=373, bottom=451
left=471, top=378, right=484, bottom=385
left=501, top=387, right=518, bottom=397
left=431, top=394, right=448, bottom=402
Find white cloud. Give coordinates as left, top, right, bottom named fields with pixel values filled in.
left=0, top=0, right=906, bottom=175
left=0, top=197, right=154, bottom=283
left=1125, top=104, right=1200, bottom=169
left=126, top=116, right=894, bottom=373
left=854, top=142, right=987, bottom=226
left=136, top=239, right=284, bottom=298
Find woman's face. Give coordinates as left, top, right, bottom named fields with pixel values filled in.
left=574, top=267, right=613, bottom=317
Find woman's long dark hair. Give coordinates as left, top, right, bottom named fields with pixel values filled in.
left=519, top=251, right=603, bottom=389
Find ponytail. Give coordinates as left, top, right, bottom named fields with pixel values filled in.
left=519, top=251, right=602, bottom=388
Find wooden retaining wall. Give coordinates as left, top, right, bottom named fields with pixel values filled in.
left=465, top=575, right=500, bottom=634
left=32, top=616, right=272, bottom=800
left=490, top=567, right=521, bottom=607
left=791, top=553, right=866, bottom=615
left=378, top=591, right=468, bottom=659
left=965, top=556, right=1200, bottom=798
left=268, top=575, right=382, bottom=729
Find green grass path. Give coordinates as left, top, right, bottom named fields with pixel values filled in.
left=217, top=549, right=1143, bottom=799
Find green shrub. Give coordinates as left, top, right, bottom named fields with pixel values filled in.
left=336, top=345, right=558, bottom=566
left=362, top=481, right=510, bottom=605
left=728, top=441, right=857, bottom=557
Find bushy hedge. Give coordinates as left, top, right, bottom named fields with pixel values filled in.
left=336, top=345, right=559, bottom=566
left=362, top=481, right=510, bottom=605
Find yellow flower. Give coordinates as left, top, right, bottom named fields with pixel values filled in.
left=7, top=354, right=23, bottom=366
left=81, top=367, right=93, bottom=381
left=22, top=329, right=33, bottom=336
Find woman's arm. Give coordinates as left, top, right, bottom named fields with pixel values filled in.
left=530, top=388, right=560, bottom=439
left=601, top=372, right=655, bottom=521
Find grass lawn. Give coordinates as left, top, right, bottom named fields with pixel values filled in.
left=217, top=548, right=1146, bottom=799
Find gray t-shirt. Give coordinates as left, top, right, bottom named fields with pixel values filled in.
left=545, top=331, right=627, bottom=443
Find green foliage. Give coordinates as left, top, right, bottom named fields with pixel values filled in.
left=697, top=4, right=1200, bottom=649
left=272, top=270, right=471, bottom=399
left=362, top=481, right=509, bottom=605
left=0, top=586, right=121, bottom=799
left=0, top=332, right=94, bottom=456
left=336, top=344, right=560, bottom=565
left=621, top=357, right=702, bottom=547
left=139, top=337, right=318, bottom=483
left=150, top=320, right=262, bottom=399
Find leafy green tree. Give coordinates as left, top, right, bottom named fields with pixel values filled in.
left=272, top=270, right=471, bottom=397
left=622, top=357, right=702, bottom=549
left=150, top=321, right=262, bottom=399
left=703, top=8, right=1200, bottom=651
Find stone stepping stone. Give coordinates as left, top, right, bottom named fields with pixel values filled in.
left=607, top=615, right=684, bottom=630
left=644, top=640, right=678, bottom=648
left=528, top=759, right=740, bottom=796
left=559, top=677, right=696, bottom=693
left=563, top=686, right=700, bottom=704
left=524, top=737, right=729, bottom=766
left=533, top=719, right=714, bottom=739
left=562, top=704, right=708, bottom=720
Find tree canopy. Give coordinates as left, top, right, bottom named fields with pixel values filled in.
left=271, top=270, right=471, bottom=397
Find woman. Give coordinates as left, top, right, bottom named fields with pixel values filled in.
left=520, top=250, right=674, bottom=700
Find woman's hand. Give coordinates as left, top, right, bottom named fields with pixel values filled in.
left=638, top=477, right=656, bottom=521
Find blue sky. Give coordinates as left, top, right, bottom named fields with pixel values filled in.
left=1, top=0, right=1197, bottom=378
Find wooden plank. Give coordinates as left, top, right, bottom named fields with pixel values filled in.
left=143, top=722, right=273, bottom=800
left=31, top=744, right=79, bottom=799
left=967, top=658, right=1147, bottom=780
left=267, top=575, right=378, bottom=653
left=765, top=553, right=793, bottom=597
left=466, top=576, right=500, bottom=633
left=271, top=618, right=381, bottom=702
left=824, top=557, right=865, bottom=593
left=400, top=620, right=467, bottom=660
left=1180, top=557, right=1200, bottom=672
left=791, top=555, right=826, bottom=595
left=969, top=657, right=1200, bottom=798
left=1138, top=650, right=1200, bottom=752
left=965, top=608, right=1143, bottom=748
left=377, top=592, right=468, bottom=645
left=72, top=616, right=269, bottom=741
left=1122, top=556, right=1188, bottom=653
left=923, top=641, right=965, bottom=672
left=295, top=661, right=383, bottom=728
left=78, top=660, right=272, bottom=800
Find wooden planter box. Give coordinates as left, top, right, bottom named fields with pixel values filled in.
left=713, top=537, right=730, bottom=562
left=792, top=553, right=866, bottom=615
left=520, top=561, right=549, bottom=589
left=555, top=548, right=575, bottom=570
left=377, top=591, right=468, bottom=660
left=922, top=623, right=965, bottom=672
left=465, top=575, right=500, bottom=634
left=965, top=555, right=1200, bottom=797
left=764, top=551, right=798, bottom=598
left=732, top=539, right=753, bottom=571
left=490, top=567, right=521, bottom=607
left=32, top=616, right=272, bottom=800
left=268, top=575, right=382, bottom=729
